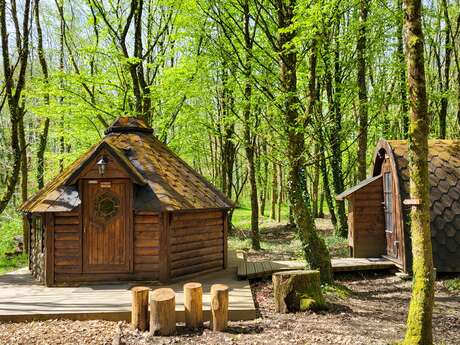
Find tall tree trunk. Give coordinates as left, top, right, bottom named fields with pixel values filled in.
left=308, top=37, right=320, bottom=219
left=58, top=0, right=65, bottom=173
left=325, top=33, right=348, bottom=238
left=270, top=160, right=278, bottom=220
left=258, top=141, right=268, bottom=217
left=35, top=0, right=50, bottom=189
left=277, top=164, right=283, bottom=222
left=402, top=0, right=435, bottom=343
left=396, top=0, right=409, bottom=138
left=18, top=111, right=28, bottom=250
left=0, top=0, right=31, bottom=215
left=357, top=0, right=368, bottom=180
left=439, top=0, right=452, bottom=139
left=242, top=0, right=260, bottom=250
left=276, top=0, right=332, bottom=283
left=318, top=190, right=325, bottom=218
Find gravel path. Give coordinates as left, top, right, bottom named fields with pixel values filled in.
left=0, top=272, right=458, bottom=345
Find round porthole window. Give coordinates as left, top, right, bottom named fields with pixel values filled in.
left=95, top=191, right=120, bottom=221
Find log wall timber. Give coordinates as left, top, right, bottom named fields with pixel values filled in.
left=53, top=211, right=82, bottom=275
left=349, top=177, right=386, bottom=257
left=169, top=210, right=225, bottom=278
left=133, top=212, right=160, bottom=279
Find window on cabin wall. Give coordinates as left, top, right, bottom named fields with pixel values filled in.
left=383, top=172, right=393, bottom=232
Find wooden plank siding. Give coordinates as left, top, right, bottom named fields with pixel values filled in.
left=133, top=212, right=160, bottom=279
left=53, top=212, right=82, bottom=276
left=169, top=211, right=225, bottom=278
left=349, top=178, right=386, bottom=258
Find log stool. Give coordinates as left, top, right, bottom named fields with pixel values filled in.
left=272, top=270, right=325, bottom=313
left=131, top=286, right=150, bottom=331
left=184, top=282, right=203, bottom=329
left=210, top=284, right=229, bottom=331
left=150, top=288, right=176, bottom=336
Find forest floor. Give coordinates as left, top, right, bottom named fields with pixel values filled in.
left=0, top=272, right=458, bottom=345
left=0, top=211, right=459, bottom=344
left=229, top=211, right=349, bottom=260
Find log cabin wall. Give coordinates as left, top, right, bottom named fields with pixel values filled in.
left=169, top=210, right=226, bottom=278
left=53, top=211, right=82, bottom=283
left=29, top=214, right=45, bottom=282
left=133, top=212, right=160, bottom=279
left=350, top=178, right=386, bottom=257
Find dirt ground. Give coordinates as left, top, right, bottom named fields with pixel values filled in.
left=0, top=271, right=458, bottom=345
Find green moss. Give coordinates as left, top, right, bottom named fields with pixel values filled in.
left=322, top=282, right=353, bottom=299
left=281, top=270, right=327, bottom=312
left=444, top=278, right=460, bottom=293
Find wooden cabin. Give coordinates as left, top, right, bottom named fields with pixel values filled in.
left=337, top=139, right=460, bottom=273
left=20, top=117, right=233, bottom=286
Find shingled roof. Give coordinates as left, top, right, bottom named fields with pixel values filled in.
left=20, top=117, right=233, bottom=213
left=374, top=139, right=460, bottom=272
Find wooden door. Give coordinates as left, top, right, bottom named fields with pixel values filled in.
left=382, top=163, right=398, bottom=258
left=83, top=179, right=131, bottom=273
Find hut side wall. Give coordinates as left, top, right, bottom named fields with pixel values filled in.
left=133, top=212, right=160, bottom=279
left=350, top=178, right=386, bottom=258
left=169, top=210, right=225, bottom=278
left=54, top=211, right=82, bottom=276
left=29, top=214, right=45, bottom=282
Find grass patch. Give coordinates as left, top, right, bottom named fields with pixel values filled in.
left=0, top=217, right=27, bottom=274
left=444, top=278, right=460, bottom=293
left=229, top=203, right=348, bottom=259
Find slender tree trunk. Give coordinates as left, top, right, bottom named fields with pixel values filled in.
left=18, top=111, right=28, bottom=250
left=58, top=0, right=65, bottom=173
left=439, top=0, right=451, bottom=139
left=396, top=0, right=409, bottom=138
left=318, top=191, right=325, bottom=218
left=242, top=0, right=260, bottom=250
left=277, top=164, right=283, bottom=223
left=259, top=141, right=268, bottom=217
left=325, top=35, right=348, bottom=237
left=308, top=37, right=320, bottom=219
left=402, top=0, right=435, bottom=343
left=277, top=0, right=332, bottom=283
left=357, top=0, right=368, bottom=180
left=35, top=0, right=50, bottom=189
left=0, top=0, right=31, bottom=215
left=270, top=161, right=278, bottom=220
left=319, top=143, right=337, bottom=227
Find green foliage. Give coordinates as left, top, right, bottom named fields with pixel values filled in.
left=444, top=278, right=460, bottom=293
left=0, top=216, right=27, bottom=274
left=229, top=203, right=347, bottom=259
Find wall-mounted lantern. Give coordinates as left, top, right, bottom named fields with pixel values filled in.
left=96, top=156, right=108, bottom=176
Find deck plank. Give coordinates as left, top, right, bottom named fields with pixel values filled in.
left=236, top=257, right=396, bottom=279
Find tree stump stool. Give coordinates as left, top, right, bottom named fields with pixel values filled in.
left=272, top=270, right=325, bottom=313
left=131, top=286, right=150, bottom=331
left=184, top=282, right=203, bottom=329
left=210, top=284, right=229, bottom=331
left=150, top=288, right=176, bottom=336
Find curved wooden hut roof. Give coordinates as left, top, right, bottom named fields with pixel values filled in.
left=373, top=139, right=460, bottom=272
left=20, top=117, right=234, bottom=213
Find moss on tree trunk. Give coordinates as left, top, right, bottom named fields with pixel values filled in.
left=273, top=270, right=326, bottom=313
left=402, top=0, right=435, bottom=343
left=276, top=0, right=333, bottom=283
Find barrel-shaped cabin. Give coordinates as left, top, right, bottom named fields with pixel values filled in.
left=338, top=139, right=460, bottom=273
left=20, top=117, right=233, bottom=286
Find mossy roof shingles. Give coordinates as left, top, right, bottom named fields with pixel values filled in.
left=387, top=140, right=460, bottom=272
left=20, top=117, right=233, bottom=213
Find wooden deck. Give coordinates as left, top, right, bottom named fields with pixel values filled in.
left=0, top=251, right=256, bottom=323
left=237, top=256, right=396, bottom=280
